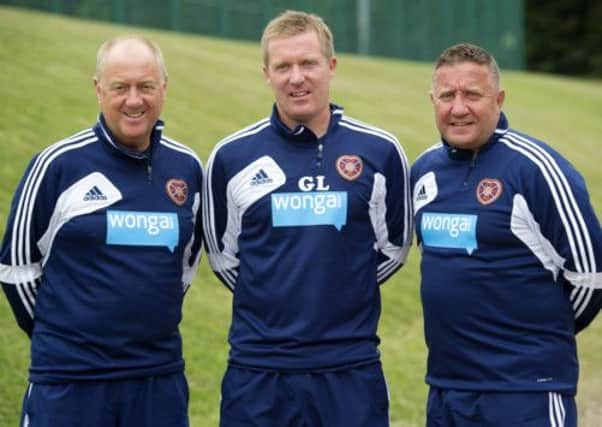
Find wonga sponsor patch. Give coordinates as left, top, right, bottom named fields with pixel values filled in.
left=271, top=191, right=347, bottom=230
left=106, top=210, right=179, bottom=252
left=421, top=212, right=478, bottom=255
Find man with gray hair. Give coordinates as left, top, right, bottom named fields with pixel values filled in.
left=0, top=35, right=203, bottom=426
left=411, top=43, right=601, bottom=426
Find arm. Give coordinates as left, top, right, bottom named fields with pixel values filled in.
left=555, top=170, right=602, bottom=333
left=516, top=147, right=601, bottom=333
left=181, top=161, right=204, bottom=295
left=202, top=147, right=239, bottom=292
left=0, top=155, right=50, bottom=337
left=372, top=139, right=413, bottom=284
left=1, top=281, right=38, bottom=337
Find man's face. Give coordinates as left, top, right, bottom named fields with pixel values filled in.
left=95, top=41, right=167, bottom=151
left=430, top=62, right=504, bottom=151
left=263, top=30, right=336, bottom=133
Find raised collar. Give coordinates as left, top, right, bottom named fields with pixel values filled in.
left=270, top=103, right=344, bottom=143
left=93, top=114, right=164, bottom=160
left=443, top=112, right=509, bottom=160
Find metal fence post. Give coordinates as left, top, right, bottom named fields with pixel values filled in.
left=357, top=0, right=370, bottom=55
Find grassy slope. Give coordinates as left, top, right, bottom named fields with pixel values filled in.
left=0, top=5, right=600, bottom=426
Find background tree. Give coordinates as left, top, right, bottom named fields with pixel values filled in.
left=526, top=0, right=602, bottom=77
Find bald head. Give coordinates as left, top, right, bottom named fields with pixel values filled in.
left=94, top=36, right=167, bottom=83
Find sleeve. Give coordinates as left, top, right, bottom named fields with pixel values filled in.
left=372, top=139, right=414, bottom=285
left=0, top=155, right=53, bottom=337
left=202, top=147, right=238, bottom=292
left=524, top=153, right=602, bottom=333
left=181, top=159, right=204, bottom=294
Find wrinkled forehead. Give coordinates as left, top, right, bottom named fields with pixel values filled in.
left=432, top=62, right=497, bottom=91
left=99, top=39, right=165, bottom=82
left=266, top=31, right=325, bottom=64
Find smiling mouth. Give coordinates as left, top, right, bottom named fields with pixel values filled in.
left=290, top=90, right=310, bottom=98
left=124, top=111, right=145, bottom=118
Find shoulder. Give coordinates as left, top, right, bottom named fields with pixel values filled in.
left=42, top=127, right=98, bottom=157
left=412, top=142, right=444, bottom=170
left=29, top=127, right=98, bottom=172
left=409, top=142, right=446, bottom=188
left=160, top=135, right=203, bottom=171
left=414, top=142, right=444, bottom=162
left=13, top=128, right=98, bottom=205
left=339, top=115, right=399, bottom=146
left=208, top=117, right=271, bottom=162
left=498, top=129, right=574, bottom=175
left=338, top=115, right=408, bottom=162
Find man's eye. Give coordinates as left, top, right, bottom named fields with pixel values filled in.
left=111, top=85, right=127, bottom=93
left=438, top=93, right=454, bottom=102
left=140, top=84, right=157, bottom=93
left=465, top=92, right=482, bottom=101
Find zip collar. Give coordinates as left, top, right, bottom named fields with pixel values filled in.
left=93, top=114, right=164, bottom=160
left=270, top=103, right=344, bottom=143
left=443, top=112, right=509, bottom=161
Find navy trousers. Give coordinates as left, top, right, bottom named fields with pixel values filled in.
left=220, top=362, right=389, bottom=427
left=426, top=387, right=576, bottom=427
left=20, top=372, right=189, bottom=427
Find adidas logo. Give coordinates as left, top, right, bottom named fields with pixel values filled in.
left=416, top=185, right=428, bottom=201
left=83, top=185, right=108, bottom=201
left=250, top=169, right=273, bottom=186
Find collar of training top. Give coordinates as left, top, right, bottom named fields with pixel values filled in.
left=270, top=103, right=344, bottom=143
left=94, top=113, right=164, bottom=160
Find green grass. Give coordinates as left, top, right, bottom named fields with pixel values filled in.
left=0, top=5, right=601, bottom=426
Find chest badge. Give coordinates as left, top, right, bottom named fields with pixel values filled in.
left=336, top=155, right=363, bottom=181
left=476, top=178, right=503, bottom=205
left=166, top=179, right=188, bottom=206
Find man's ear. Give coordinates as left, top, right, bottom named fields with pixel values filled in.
left=497, top=89, right=506, bottom=108
left=93, top=77, right=102, bottom=104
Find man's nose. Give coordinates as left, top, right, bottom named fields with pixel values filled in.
left=125, top=86, right=143, bottom=105
left=289, top=65, right=304, bottom=84
left=450, top=94, right=469, bottom=114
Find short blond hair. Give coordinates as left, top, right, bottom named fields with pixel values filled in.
left=94, top=35, right=168, bottom=82
left=261, top=10, right=335, bottom=66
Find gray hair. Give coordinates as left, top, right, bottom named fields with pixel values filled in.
left=94, top=35, right=168, bottom=82
left=432, top=43, right=501, bottom=89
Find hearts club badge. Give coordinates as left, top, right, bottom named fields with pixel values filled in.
left=166, top=179, right=188, bottom=206
left=336, top=155, right=363, bottom=181
left=476, top=178, right=503, bottom=205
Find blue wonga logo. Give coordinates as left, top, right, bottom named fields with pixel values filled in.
left=106, top=210, right=179, bottom=252
left=271, top=191, right=347, bottom=230
left=421, top=212, right=478, bottom=254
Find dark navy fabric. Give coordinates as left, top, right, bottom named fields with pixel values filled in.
left=411, top=112, right=602, bottom=394
left=220, top=362, right=389, bottom=427
left=19, top=372, right=189, bottom=427
left=0, top=116, right=203, bottom=383
left=204, top=104, right=412, bottom=372
left=426, top=387, right=576, bottom=427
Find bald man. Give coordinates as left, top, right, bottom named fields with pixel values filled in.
left=0, top=36, right=203, bottom=427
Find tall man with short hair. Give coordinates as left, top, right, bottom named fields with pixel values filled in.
left=411, top=43, right=601, bottom=427
left=204, top=10, right=412, bottom=427
left=1, top=36, right=203, bottom=427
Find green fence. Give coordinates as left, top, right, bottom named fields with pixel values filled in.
left=2, top=0, right=525, bottom=69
